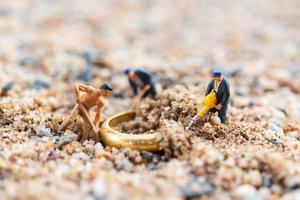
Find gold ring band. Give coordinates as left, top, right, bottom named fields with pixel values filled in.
left=100, top=111, right=160, bottom=152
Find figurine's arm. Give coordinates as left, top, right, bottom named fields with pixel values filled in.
left=77, top=84, right=94, bottom=93
left=205, top=80, right=214, bottom=96
left=73, top=84, right=94, bottom=103
left=94, top=102, right=104, bottom=130
left=73, top=84, right=81, bottom=103
left=129, top=79, right=138, bottom=96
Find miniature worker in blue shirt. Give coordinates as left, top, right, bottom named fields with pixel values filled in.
left=124, top=68, right=157, bottom=108
left=206, top=70, right=230, bottom=123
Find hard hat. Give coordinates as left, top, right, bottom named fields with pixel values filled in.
left=100, top=83, right=113, bottom=91
left=212, top=70, right=222, bottom=77
left=123, top=67, right=131, bottom=75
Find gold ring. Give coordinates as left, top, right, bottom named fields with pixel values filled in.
left=100, top=111, right=160, bottom=152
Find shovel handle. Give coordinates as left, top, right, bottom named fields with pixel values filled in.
left=77, top=103, right=97, bottom=133
left=130, top=85, right=150, bottom=111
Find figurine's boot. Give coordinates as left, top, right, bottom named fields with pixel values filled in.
left=58, top=105, right=79, bottom=131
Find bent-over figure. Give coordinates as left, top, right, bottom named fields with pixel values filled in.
left=59, top=83, right=112, bottom=142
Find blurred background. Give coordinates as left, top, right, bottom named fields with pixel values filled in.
left=0, top=0, right=299, bottom=73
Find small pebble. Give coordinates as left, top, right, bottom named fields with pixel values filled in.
left=233, top=184, right=263, bottom=200
left=140, top=151, right=153, bottom=163
left=272, top=108, right=287, bottom=120
left=284, top=175, right=300, bottom=189
left=227, top=68, right=242, bottom=77
left=273, top=139, right=283, bottom=146
left=57, top=133, right=78, bottom=149
left=116, top=158, right=133, bottom=171
left=236, top=86, right=250, bottom=96
left=77, top=66, right=92, bottom=82
left=112, top=91, right=124, bottom=98
left=30, top=79, right=51, bottom=90
left=82, top=50, right=102, bottom=64
left=37, top=126, right=51, bottom=137
left=2, top=132, right=10, bottom=139
left=19, top=55, right=37, bottom=67
left=211, top=115, right=221, bottom=125
left=262, top=176, right=272, bottom=187
left=180, top=176, right=215, bottom=199
left=268, top=122, right=284, bottom=135
left=159, top=77, right=175, bottom=89
left=282, top=190, right=300, bottom=200
left=92, top=179, right=107, bottom=198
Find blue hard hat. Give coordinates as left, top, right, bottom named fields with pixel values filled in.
left=100, top=83, right=112, bottom=91
left=212, top=70, right=222, bottom=77
left=123, top=67, right=131, bottom=75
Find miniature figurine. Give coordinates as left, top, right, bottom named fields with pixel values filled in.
left=124, top=68, right=157, bottom=109
left=186, top=70, right=230, bottom=129
left=206, top=70, right=230, bottom=123
left=58, top=83, right=112, bottom=142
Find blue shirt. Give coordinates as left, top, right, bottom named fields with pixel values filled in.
left=129, top=69, right=154, bottom=95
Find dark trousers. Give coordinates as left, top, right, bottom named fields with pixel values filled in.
left=209, top=104, right=228, bottom=123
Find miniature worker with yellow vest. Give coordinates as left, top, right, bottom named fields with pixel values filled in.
left=186, top=70, right=230, bottom=129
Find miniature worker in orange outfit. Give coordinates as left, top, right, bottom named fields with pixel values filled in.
left=58, top=83, right=112, bottom=142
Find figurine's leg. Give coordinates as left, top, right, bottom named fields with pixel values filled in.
left=218, top=104, right=228, bottom=124
left=80, top=118, right=90, bottom=142
left=149, top=85, right=157, bottom=97
left=90, top=113, right=101, bottom=142
left=58, top=105, right=79, bottom=131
